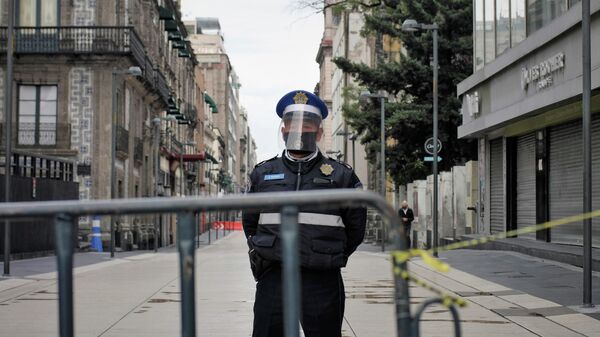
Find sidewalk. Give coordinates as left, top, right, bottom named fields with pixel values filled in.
left=0, top=231, right=598, bottom=336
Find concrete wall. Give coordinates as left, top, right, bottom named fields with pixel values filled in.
left=452, top=166, right=467, bottom=237
left=404, top=163, right=477, bottom=248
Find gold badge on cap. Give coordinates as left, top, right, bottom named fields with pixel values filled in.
left=320, top=163, right=334, bottom=176
left=293, top=92, right=309, bottom=104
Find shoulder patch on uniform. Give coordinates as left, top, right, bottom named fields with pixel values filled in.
left=327, top=156, right=353, bottom=170
left=255, top=155, right=278, bottom=168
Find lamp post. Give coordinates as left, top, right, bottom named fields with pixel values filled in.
left=402, top=19, right=439, bottom=257
left=3, top=0, right=14, bottom=276
left=360, top=90, right=387, bottom=252
left=110, top=66, right=142, bottom=258
left=153, top=115, right=176, bottom=252
left=581, top=0, right=593, bottom=308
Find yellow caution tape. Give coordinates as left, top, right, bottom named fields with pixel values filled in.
left=389, top=208, right=600, bottom=309
left=392, top=249, right=449, bottom=272
left=395, top=265, right=467, bottom=308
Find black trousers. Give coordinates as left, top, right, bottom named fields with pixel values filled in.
left=252, top=266, right=345, bottom=337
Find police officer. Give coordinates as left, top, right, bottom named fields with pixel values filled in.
left=242, top=90, right=367, bottom=337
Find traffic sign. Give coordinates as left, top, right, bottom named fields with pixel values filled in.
left=424, top=156, right=442, bottom=162
left=424, top=138, right=442, bottom=155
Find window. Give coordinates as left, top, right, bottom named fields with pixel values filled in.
left=18, top=0, right=58, bottom=26
left=526, top=0, right=567, bottom=35
left=484, top=0, right=496, bottom=63
left=511, top=0, right=526, bottom=47
left=18, top=85, right=57, bottom=146
left=474, top=0, right=485, bottom=70
left=496, top=0, right=511, bottom=55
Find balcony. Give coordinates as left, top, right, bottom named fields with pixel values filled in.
left=0, top=26, right=170, bottom=108
left=184, top=103, right=197, bottom=123
left=116, top=126, right=129, bottom=156
left=156, top=71, right=170, bottom=106
left=0, top=27, right=143, bottom=57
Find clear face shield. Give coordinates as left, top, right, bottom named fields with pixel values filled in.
left=279, top=108, right=323, bottom=154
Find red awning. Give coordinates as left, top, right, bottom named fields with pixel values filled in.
left=168, top=152, right=206, bottom=162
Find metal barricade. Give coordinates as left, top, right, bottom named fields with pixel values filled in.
left=0, top=190, right=461, bottom=337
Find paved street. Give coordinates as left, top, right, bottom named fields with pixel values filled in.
left=1, top=232, right=599, bottom=337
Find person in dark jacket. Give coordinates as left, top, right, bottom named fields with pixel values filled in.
left=399, top=200, right=414, bottom=248
left=242, top=90, right=367, bottom=337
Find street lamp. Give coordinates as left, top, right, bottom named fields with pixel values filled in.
left=110, top=66, right=142, bottom=258
left=3, top=0, right=15, bottom=276
left=153, top=115, right=176, bottom=252
left=402, top=18, right=439, bottom=257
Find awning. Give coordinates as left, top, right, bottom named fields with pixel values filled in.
left=168, top=153, right=206, bottom=162
left=204, top=93, right=219, bottom=113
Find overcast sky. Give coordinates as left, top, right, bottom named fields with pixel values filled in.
left=181, top=0, right=324, bottom=162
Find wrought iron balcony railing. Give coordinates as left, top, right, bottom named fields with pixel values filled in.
left=0, top=27, right=144, bottom=57
left=0, top=26, right=170, bottom=107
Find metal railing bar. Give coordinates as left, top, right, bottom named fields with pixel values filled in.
left=54, top=213, right=74, bottom=337
left=0, top=190, right=395, bottom=220
left=281, top=206, right=301, bottom=337
left=412, top=298, right=461, bottom=337
left=0, top=190, right=411, bottom=337
left=177, top=212, right=196, bottom=337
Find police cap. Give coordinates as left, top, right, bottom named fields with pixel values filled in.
left=275, top=90, right=328, bottom=120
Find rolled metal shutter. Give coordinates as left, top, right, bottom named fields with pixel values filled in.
left=516, top=133, right=536, bottom=239
left=549, top=116, right=600, bottom=247
left=592, top=115, right=600, bottom=247
left=549, top=120, right=583, bottom=245
left=490, top=138, right=504, bottom=234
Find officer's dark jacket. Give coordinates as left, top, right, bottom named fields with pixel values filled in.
left=242, top=151, right=367, bottom=270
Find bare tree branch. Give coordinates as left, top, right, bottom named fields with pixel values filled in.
left=293, top=0, right=383, bottom=14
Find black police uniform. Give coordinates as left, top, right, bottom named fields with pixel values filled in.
left=242, top=150, right=367, bottom=337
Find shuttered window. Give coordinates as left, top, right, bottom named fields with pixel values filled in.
left=549, top=117, right=600, bottom=247
left=490, top=138, right=505, bottom=234
left=516, top=133, right=536, bottom=239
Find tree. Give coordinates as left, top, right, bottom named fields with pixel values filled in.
left=331, top=0, right=476, bottom=185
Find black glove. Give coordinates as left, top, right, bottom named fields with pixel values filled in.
left=247, top=236, right=272, bottom=281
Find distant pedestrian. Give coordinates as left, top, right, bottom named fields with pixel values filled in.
left=399, top=201, right=414, bottom=248
left=242, top=90, right=366, bottom=337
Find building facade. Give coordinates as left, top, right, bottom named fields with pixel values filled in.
left=186, top=18, right=245, bottom=194
left=315, top=0, right=338, bottom=154
left=0, top=0, right=204, bottom=249
left=329, top=10, right=370, bottom=186
left=458, top=0, right=599, bottom=246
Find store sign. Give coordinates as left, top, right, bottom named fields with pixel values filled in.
left=521, top=53, right=565, bottom=91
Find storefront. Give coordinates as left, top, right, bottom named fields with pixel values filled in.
left=458, top=1, right=600, bottom=246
